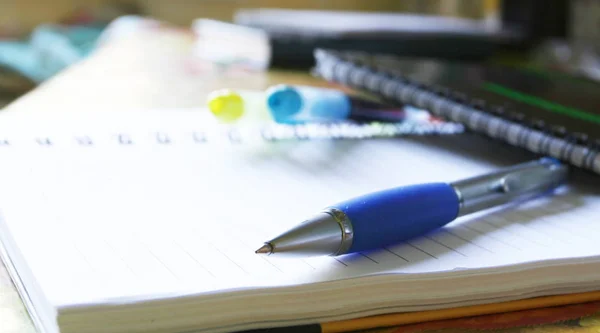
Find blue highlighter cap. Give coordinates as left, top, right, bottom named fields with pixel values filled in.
left=310, top=92, right=351, bottom=120
left=266, top=85, right=303, bottom=121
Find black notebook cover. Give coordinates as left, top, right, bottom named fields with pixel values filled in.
left=313, top=49, right=600, bottom=176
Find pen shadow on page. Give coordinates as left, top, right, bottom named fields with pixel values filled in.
left=336, top=185, right=587, bottom=272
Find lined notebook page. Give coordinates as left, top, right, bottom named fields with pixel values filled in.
left=0, top=112, right=599, bottom=308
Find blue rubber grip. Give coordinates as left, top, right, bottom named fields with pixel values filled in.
left=330, top=183, right=460, bottom=253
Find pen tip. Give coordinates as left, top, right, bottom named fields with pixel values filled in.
left=255, top=243, right=273, bottom=255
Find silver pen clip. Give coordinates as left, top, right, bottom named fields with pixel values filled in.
left=451, top=158, right=568, bottom=216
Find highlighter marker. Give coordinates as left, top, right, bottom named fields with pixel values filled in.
left=207, top=89, right=271, bottom=124
left=265, top=84, right=406, bottom=124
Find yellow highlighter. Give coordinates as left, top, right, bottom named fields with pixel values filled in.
left=207, top=89, right=271, bottom=124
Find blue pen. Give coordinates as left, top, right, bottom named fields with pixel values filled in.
left=255, top=158, right=568, bottom=257
left=265, top=84, right=406, bottom=124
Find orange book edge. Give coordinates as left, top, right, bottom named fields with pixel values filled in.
left=322, top=290, right=600, bottom=333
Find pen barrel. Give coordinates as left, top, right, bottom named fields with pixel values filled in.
left=451, top=158, right=568, bottom=216
left=329, top=183, right=459, bottom=254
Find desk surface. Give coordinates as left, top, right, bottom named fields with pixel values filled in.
left=3, top=21, right=600, bottom=333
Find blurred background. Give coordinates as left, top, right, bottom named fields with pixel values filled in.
left=0, top=0, right=500, bottom=33
left=0, top=0, right=598, bottom=110
left=2, top=2, right=600, bottom=333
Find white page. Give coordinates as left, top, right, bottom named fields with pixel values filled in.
left=0, top=110, right=598, bottom=309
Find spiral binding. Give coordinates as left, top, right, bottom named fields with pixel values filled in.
left=313, top=49, right=600, bottom=176
left=0, top=122, right=464, bottom=148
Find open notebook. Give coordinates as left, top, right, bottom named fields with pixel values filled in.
left=0, top=110, right=600, bottom=333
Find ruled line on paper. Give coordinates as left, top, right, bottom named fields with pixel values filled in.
left=335, top=253, right=371, bottom=266
left=301, top=260, right=317, bottom=270
left=129, top=239, right=183, bottom=283
left=357, top=248, right=413, bottom=267
left=262, top=255, right=319, bottom=274
left=146, top=249, right=181, bottom=281
left=71, top=243, right=98, bottom=274
left=174, top=230, right=260, bottom=278
left=213, top=247, right=250, bottom=275
left=482, top=219, right=547, bottom=248
left=441, top=230, right=494, bottom=254
left=487, top=216, right=555, bottom=248
left=145, top=239, right=222, bottom=282
left=103, top=239, right=163, bottom=282
left=334, top=258, right=348, bottom=267
left=495, top=212, right=572, bottom=247
left=257, top=256, right=285, bottom=273
left=208, top=228, right=286, bottom=275
left=211, top=223, right=316, bottom=273
left=406, top=243, right=438, bottom=259
left=46, top=241, right=98, bottom=281
left=516, top=209, right=595, bottom=244
left=103, top=240, right=138, bottom=278
left=424, top=236, right=467, bottom=257
left=383, top=247, right=410, bottom=262
left=459, top=224, right=523, bottom=251
left=451, top=225, right=517, bottom=253
left=360, top=253, right=379, bottom=264
left=173, top=241, right=216, bottom=278
left=409, top=236, right=475, bottom=260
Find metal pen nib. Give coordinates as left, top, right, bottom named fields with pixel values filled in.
left=254, top=210, right=353, bottom=257
left=255, top=244, right=273, bottom=255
